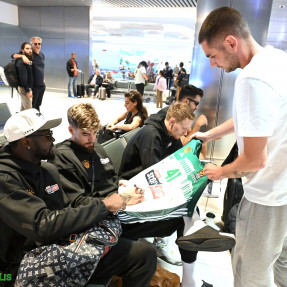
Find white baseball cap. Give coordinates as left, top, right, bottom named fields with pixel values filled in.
left=4, top=109, right=62, bottom=142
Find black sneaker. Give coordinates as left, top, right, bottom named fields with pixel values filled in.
left=176, top=225, right=235, bottom=252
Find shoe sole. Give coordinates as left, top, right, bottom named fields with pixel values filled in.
left=176, top=236, right=235, bottom=252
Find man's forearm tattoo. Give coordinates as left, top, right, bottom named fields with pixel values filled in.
left=121, top=194, right=131, bottom=204
left=233, top=171, right=251, bottom=178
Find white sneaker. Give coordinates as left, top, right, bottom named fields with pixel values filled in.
left=153, top=237, right=182, bottom=266
left=205, top=212, right=220, bottom=231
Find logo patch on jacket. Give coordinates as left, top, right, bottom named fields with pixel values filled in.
left=100, top=158, right=110, bottom=164
left=45, top=184, right=59, bottom=194
left=82, top=160, right=90, bottom=169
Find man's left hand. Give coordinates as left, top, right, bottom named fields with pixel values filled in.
left=121, top=186, right=145, bottom=206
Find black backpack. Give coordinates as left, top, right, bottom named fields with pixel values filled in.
left=221, top=142, right=244, bottom=232
left=4, top=60, right=20, bottom=88
left=178, top=74, right=189, bottom=87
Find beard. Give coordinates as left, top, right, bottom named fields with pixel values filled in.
left=84, top=144, right=95, bottom=154
left=24, top=52, right=34, bottom=61
left=223, top=49, right=240, bottom=72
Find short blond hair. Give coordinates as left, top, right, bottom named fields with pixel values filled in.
left=166, top=102, right=195, bottom=122
left=67, top=103, right=101, bottom=131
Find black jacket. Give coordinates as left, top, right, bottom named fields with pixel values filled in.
left=66, top=58, right=78, bottom=77
left=50, top=140, right=119, bottom=205
left=119, top=108, right=182, bottom=179
left=32, top=51, right=45, bottom=86
left=15, top=58, right=33, bottom=92
left=163, top=67, right=173, bottom=79
left=88, top=73, right=103, bottom=86
left=0, top=145, right=109, bottom=278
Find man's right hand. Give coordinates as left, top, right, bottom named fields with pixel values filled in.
left=188, top=131, right=209, bottom=144
left=102, top=193, right=126, bottom=213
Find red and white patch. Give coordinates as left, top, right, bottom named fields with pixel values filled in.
left=45, top=184, right=59, bottom=194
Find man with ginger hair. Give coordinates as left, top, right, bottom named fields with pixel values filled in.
left=119, top=102, right=234, bottom=287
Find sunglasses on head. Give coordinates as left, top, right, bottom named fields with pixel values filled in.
left=187, top=98, right=200, bottom=106
left=27, top=130, right=53, bottom=141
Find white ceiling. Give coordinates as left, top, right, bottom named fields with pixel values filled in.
left=1, top=0, right=286, bottom=50
left=0, top=0, right=197, bottom=7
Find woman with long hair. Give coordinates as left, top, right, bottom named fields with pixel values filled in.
left=107, top=90, right=148, bottom=132
left=134, top=61, right=148, bottom=96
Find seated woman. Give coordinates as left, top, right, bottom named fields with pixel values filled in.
left=102, top=71, right=115, bottom=98
left=107, top=90, right=148, bottom=133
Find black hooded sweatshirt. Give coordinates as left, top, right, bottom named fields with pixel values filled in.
left=0, top=145, right=109, bottom=281
left=50, top=140, right=119, bottom=205
left=119, top=107, right=182, bottom=180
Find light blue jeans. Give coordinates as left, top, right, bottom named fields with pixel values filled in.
left=68, top=76, right=78, bottom=97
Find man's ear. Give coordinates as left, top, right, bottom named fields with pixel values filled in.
left=224, top=35, right=238, bottom=52
left=68, top=125, right=73, bottom=135
left=182, top=98, right=189, bottom=104
left=169, top=118, right=176, bottom=128
left=20, top=137, right=32, bottom=149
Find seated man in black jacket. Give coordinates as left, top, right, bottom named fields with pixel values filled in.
left=0, top=108, right=156, bottom=287
left=119, top=102, right=235, bottom=287
left=85, top=68, right=103, bottom=98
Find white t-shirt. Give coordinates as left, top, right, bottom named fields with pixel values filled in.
left=134, top=66, right=146, bottom=84
left=233, top=46, right=287, bottom=206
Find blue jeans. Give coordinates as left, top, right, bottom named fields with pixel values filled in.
left=68, top=76, right=78, bottom=97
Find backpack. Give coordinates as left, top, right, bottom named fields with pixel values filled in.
left=221, top=142, right=244, bottom=230
left=178, top=74, right=189, bottom=87
left=4, top=60, right=20, bottom=88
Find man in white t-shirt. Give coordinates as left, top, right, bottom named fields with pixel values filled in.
left=177, top=7, right=287, bottom=286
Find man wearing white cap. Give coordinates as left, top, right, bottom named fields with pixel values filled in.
left=0, top=109, right=156, bottom=286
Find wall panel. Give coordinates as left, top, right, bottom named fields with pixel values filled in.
left=0, top=6, right=90, bottom=92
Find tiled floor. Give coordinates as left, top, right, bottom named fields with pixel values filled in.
left=0, top=87, right=234, bottom=286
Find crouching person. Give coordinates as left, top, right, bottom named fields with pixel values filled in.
left=0, top=109, right=156, bottom=287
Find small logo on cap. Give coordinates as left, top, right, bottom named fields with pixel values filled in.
left=23, top=129, right=34, bottom=135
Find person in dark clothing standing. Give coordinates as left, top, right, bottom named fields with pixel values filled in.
left=0, top=108, right=157, bottom=287
left=66, top=52, right=79, bottom=98
left=163, top=61, right=173, bottom=88
left=29, top=36, right=45, bottom=111
left=12, top=36, right=45, bottom=111
left=15, top=42, right=33, bottom=111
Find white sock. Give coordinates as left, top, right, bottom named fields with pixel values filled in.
left=183, top=209, right=206, bottom=236
left=182, top=262, right=202, bottom=287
